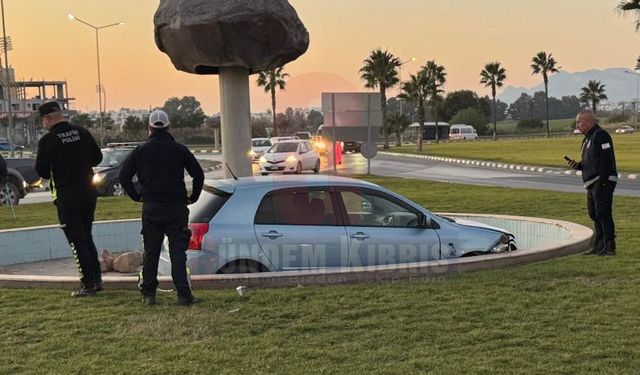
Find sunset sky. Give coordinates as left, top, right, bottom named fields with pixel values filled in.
left=6, top=0, right=639, bottom=114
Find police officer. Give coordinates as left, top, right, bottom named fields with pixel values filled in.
left=566, top=109, right=617, bottom=256
left=34, top=101, right=104, bottom=296
left=119, top=110, right=204, bottom=306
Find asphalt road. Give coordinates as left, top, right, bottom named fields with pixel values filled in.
left=19, top=151, right=640, bottom=205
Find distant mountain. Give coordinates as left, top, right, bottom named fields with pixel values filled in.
left=498, top=68, right=638, bottom=104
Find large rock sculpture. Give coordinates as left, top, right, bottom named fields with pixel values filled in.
left=154, top=0, right=309, bottom=178
left=154, top=0, right=309, bottom=74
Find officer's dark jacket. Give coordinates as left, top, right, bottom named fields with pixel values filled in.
left=119, top=130, right=204, bottom=204
left=35, top=121, right=103, bottom=200
left=576, top=124, right=617, bottom=188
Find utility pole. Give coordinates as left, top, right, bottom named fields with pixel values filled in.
left=1, top=0, right=15, bottom=157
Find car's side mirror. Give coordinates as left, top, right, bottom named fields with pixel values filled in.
left=417, top=213, right=431, bottom=228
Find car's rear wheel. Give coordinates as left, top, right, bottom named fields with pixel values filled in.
left=0, top=182, right=19, bottom=206
left=261, top=172, right=268, bottom=176
left=313, top=159, right=320, bottom=173
left=295, top=162, right=302, bottom=174
left=110, top=179, right=125, bottom=196
left=218, top=260, right=265, bottom=274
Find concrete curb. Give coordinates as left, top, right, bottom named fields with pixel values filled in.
left=378, top=151, right=638, bottom=182
left=0, top=214, right=592, bottom=290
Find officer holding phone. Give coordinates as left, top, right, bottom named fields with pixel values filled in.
left=565, top=109, right=617, bottom=256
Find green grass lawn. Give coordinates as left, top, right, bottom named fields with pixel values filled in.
left=494, top=118, right=577, bottom=134
left=2, top=177, right=640, bottom=374
left=389, top=132, right=640, bottom=173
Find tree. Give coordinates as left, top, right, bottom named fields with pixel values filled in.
left=480, top=62, right=507, bottom=140
left=306, top=110, right=324, bottom=134
left=251, top=117, right=270, bottom=138
left=257, top=66, right=289, bottom=137
left=488, top=97, right=508, bottom=122
left=123, top=116, right=145, bottom=133
left=71, top=113, right=95, bottom=128
left=398, top=70, right=430, bottom=151
left=386, top=112, right=411, bottom=146
left=579, top=80, right=608, bottom=115
left=619, top=1, right=640, bottom=30
left=531, top=51, right=560, bottom=137
left=441, top=90, right=484, bottom=121
left=423, top=60, right=447, bottom=143
left=450, top=107, right=490, bottom=136
left=359, top=49, right=401, bottom=150
left=162, top=96, right=206, bottom=128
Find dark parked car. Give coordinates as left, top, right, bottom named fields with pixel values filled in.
left=93, top=143, right=141, bottom=196
left=0, top=140, right=25, bottom=152
left=342, top=140, right=362, bottom=153
left=0, top=165, right=28, bottom=205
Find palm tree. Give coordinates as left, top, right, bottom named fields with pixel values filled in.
left=531, top=51, right=560, bottom=137
left=423, top=61, right=446, bottom=144
left=256, top=66, right=289, bottom=137
left=398, top=70, right=430, bottom=151
left=386, top=112, right=410, bottom=147
left=480, top=62, right=507, bottom=140
left=359, top=49, right=401, bottom=150
left=579, top=80, right=608, bottom=115
left=619, top=1, right=640, bottom=30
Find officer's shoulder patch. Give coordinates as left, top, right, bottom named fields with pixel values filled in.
left=601, top=143, right=611, bottom=150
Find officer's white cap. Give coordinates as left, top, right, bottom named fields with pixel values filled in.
left=149, top=110, right=170, bottom=128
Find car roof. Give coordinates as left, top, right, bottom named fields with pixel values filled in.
left=204, top=175, right=379, bottom=194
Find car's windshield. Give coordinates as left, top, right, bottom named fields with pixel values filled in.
left=252, top=139, right=271, bottom=147
left=268, top=143, right=298, bottom=153
left=98, top=148, right=132, bottom=167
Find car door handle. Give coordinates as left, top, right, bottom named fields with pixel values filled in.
left=261, top=230, right=284, bottom=239
left=349, top=232, right=370, bottom=240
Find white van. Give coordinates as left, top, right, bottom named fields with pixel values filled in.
left=449, top=124, right=478, bottom=140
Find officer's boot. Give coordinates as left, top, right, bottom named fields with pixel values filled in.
left=583, top=231, right=604, bottom=256
left=95, top=271, right=103, bottom=292
left=598, top=239, right=616, bottom=256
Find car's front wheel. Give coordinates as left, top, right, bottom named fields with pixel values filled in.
left=295, top=162, right=302, bottom=174
left=110, top=179, right=125, bottom=196
left=0, top=182, right=19, bottom=206
left=218, top=260, right=265, bottom=274
left=313, top=159, right=320, bottom=173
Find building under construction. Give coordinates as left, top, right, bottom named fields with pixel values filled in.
left=1, top=66, right=75, bottom=149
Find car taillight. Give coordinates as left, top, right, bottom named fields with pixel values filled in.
left=188, top=223, right=209, bottom=250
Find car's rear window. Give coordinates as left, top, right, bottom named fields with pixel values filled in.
left=189, top=187, right=231, bottom=223
left=269, top=143, right=298, bottom=153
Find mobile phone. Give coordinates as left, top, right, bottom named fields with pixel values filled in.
left=563, top=155, right=571, bottom=162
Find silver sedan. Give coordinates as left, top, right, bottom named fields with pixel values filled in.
left=159, top=175, right=516, bottom=275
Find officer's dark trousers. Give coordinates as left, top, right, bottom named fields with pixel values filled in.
left=56, top=192, right=100, bottom=289
left=587, top=180, right=616, bottom=243
left=140, top=201, right=192, bottom=297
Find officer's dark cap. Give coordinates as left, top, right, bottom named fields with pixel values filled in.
left=39, top=102, right=62, bottom=116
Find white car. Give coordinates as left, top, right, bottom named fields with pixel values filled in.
left=249, top=138, right=272, bottom=161
left=259, top=140, right=321, bottom=175
left=615, top=125, right=635, bottom=134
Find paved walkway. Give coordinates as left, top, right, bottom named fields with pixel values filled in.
left=1, top=257, right=137, bottom=277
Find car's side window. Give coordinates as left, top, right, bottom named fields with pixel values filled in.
left=339, top=189, right=419, bottom=228
left=255, top=188, right=338, bottom=226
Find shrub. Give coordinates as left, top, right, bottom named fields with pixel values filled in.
left=516, top=118, right=544, bottom=131
left=606, top=113, right=629, bottom=124
left=450, top=108, right=490, bottom=135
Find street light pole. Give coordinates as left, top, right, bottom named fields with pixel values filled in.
left=1, top=0, right=15, bottom=157
left=68, top=14, right=123, bottom=146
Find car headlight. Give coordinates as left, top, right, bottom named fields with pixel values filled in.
left=248, top=149, right=255, bottom=157
left=259, top=156, right=267, bottom=163
left=490, top=234, right=517, bottom=253
left=23, top=180, right=28, bottom=189
left=93, top=173, right=104, bottom=184
left=286, top=155, right=298, bottom=163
